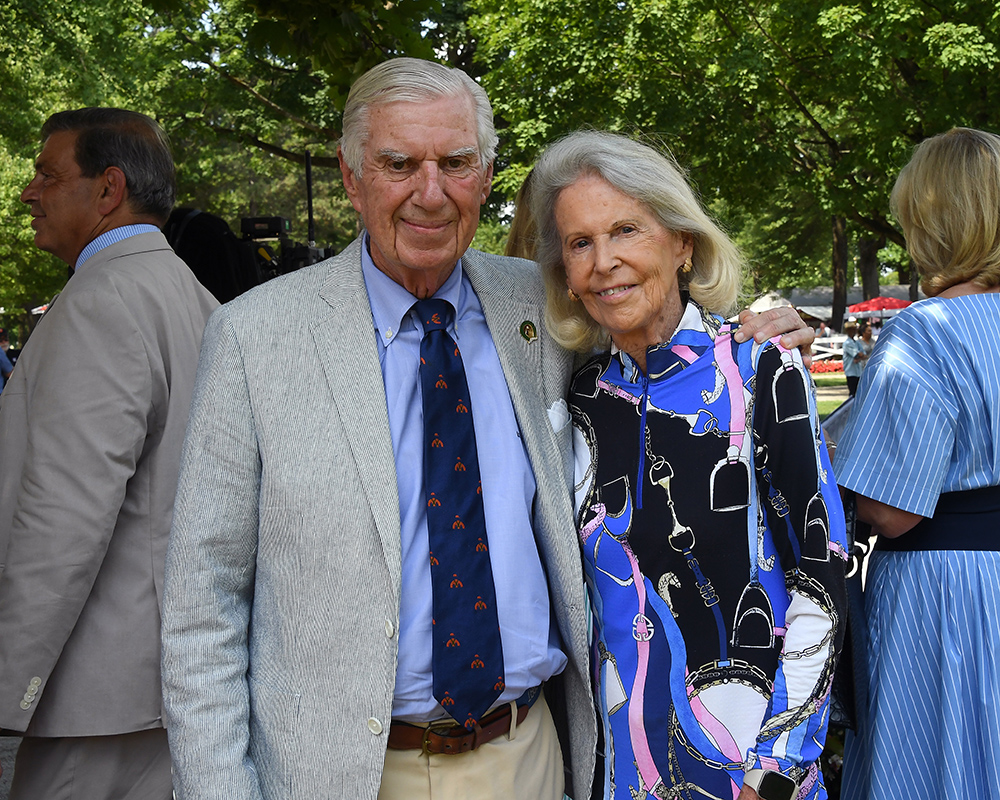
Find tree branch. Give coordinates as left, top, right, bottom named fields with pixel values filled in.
left=176, top=29, right=339, bottom=140
left=207, top=124, right=340, bottom=169
left=849, top=211, right=905, bottom=248
left=207, top=62, right=340, bottom=140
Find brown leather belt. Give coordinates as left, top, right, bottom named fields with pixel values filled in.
left=387, top=698, right=534, bottom=755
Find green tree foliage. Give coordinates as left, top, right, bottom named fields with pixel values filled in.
left=0, top=0, right=163, bottom=334
left=0, top=0, right=367, bottom=334
left=470, top=0, right=1000, bottom=305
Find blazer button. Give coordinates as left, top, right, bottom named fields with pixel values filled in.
left=367, top=717, right=384, bottom=735
left=29, top=677, right=41, bottom=688
left=385, top=620, right=395, bottom=639
left=19, top=701, right=30, bottom=710
left=22, top=693, right=33, bottom=703
left=26, top=685, right=38, bottom=696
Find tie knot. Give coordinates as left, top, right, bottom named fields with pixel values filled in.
left=415, top=299, right=454, bottom=334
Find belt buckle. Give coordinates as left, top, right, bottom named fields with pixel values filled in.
left=421, top=719, right=459, bottom=755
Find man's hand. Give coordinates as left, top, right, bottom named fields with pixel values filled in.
left=734, top=307, right=814, bottom=369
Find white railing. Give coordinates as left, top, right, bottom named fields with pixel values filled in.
left=812, top=334, right=878, bottom=361
left=813, top=336, right=845, bottom=362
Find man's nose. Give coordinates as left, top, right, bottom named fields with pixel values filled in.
left=20, top=176, right=41, bottom=204
left=412, top=163, right=446, bottom=208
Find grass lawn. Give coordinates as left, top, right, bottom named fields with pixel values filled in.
left=812, top=374, right=847, bottom=388
left=817, top=399, right=844, bottom=421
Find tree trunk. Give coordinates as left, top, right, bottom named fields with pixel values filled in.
left=831, top=215, right=848, bottom=332
left=898, top=260, right=911, bottom=287
left=858, top=234, right=885, bottom=300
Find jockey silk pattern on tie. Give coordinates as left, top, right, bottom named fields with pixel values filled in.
left=416, top=298, right=504, bottom=730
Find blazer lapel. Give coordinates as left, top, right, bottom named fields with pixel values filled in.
left=311, top=239, right=402, bottom=585
left=463, top=251, right=562, bottom=493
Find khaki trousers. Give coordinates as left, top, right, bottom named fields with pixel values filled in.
left=379, top=693, right=564, bottom=800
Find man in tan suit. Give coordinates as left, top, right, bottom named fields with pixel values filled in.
left=0, top=108, right=217, bottom=799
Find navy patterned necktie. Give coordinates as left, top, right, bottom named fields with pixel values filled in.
left=415, top=298, right=505, bottom=730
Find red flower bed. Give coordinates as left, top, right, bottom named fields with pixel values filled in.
left=810, top=359, right=844, bottom=373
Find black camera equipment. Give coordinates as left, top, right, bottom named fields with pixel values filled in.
left=165, top=151, right=334, bottom=304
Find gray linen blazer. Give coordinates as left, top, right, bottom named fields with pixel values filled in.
left=162, top=236, right=597, bottom=799
left=0, top=231, right=218, bottom=736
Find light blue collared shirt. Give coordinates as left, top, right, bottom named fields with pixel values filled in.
left=360, top=236, right=567, bottom=722
left=76, top=224, right=161, bottom=272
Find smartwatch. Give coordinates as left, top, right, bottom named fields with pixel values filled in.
left=743, top=768, right=798, bottom=800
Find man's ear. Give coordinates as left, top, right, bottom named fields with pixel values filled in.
left=338, top=147, right=364, bottom=215
left=481, top=161, right=494, bottom=205
left=97, top=166, right=128, bottom=216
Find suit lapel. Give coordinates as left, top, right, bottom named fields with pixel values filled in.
left=311, top=239, right=403, bottom=585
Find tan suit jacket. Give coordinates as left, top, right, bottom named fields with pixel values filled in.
left=0, top=231, right=218, bottom=736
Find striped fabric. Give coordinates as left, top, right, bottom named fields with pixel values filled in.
left=842, top=551, right=1000, bottom=799
left=835, top=294, right=1000, bottom=516
left=834, top=294, right=1000, bottom=800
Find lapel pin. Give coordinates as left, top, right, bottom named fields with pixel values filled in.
left=520, top=321, right=538, bottom=343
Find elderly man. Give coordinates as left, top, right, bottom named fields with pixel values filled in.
left=161, top=58, right=810, bottom=800
left=0, top=108, right=218, bottom=799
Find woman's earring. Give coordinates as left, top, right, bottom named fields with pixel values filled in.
left=681, top=256, right=693, bottom=273
left=567, top=288, right=580, bottom=302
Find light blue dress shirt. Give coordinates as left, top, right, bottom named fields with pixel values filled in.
left=360, top=237, right=567, bottom=722
left=75, top=224, right=161, bottom=272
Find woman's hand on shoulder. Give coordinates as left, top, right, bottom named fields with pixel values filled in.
left=734, top=307, right=814, bottom=368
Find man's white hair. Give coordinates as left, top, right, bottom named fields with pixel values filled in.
left=340, top=57, right=498, bottom=177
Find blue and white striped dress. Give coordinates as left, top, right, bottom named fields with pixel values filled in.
left=834, top=293, right=1000, bottom=800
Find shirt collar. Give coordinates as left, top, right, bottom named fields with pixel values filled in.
left=76, top=224, right=161, bottom=272
left=360, top=232, right=465, bottom=346
left=612, top=300, right=716, bottom=380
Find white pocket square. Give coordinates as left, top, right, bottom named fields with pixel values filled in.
left=547, top=398, right=571, bottom=431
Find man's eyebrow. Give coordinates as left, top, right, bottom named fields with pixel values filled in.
left=446, top=147, right=479, bottom=159
left=375, top=149, right=410, bottom=162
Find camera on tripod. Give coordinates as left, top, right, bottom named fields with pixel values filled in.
left=239, top=216, right=333, bottom=281
left=165, top=151, right=335, bottom=304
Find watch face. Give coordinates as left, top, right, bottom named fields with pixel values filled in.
left=758, top=771, right=797, bottom=800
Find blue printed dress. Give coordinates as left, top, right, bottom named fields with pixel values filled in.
left=835, top=294, right=1000, bottom=800
left=571, top=302, right=848, bottom=800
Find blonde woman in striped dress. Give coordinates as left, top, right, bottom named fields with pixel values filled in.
left=835, top=128, right=1000, bottom=800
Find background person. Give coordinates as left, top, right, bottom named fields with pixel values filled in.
left=0, top=108, right=217, bottom=799
left=857, top=322, right=874, bottom=364
left=0, top=331, right=11, bottom=394
left=841, top=322, right=865, bottom=396
left=532, top=131, right=847, bottom=800
left=505, top=167, right=537, bottom=259
left=835, top=127, right=1000, bottom=800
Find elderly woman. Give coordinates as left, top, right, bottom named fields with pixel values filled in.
left=532, top=130, right=847, bottom=800
left=835, top=128, right=1000, bottom=800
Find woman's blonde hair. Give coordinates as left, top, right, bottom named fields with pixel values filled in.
left=531, top=131, right=745, bottom=353
left=505, top=168, right=537, bottom=259
left=891, top=127, right=1000, bottom=296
